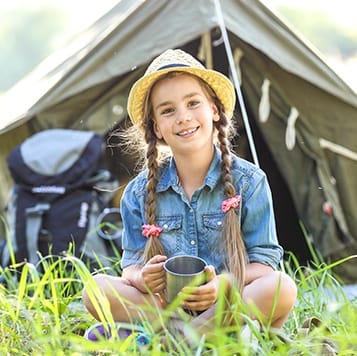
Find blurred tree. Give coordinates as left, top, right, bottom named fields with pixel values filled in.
left=277, top=6, right=357, bottom=58
left=0, top=3, right=356, bottom=93
left=0, top=5, right=68, bottom=92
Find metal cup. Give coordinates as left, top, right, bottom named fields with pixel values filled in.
left=164, top=255, right=207, bottom=303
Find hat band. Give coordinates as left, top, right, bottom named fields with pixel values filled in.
left=157, top=63, right=190, bottom=71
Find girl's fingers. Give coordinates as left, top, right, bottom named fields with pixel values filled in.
left=143, top=256, right=167, bottom=277
left=150, top=281, right=166, bottom=293
left=205, top=265, right=216, bottom=282
left=182, top=298, right=211, bottom=311
left=148, top=255, right=167, bottom=265
left=179, top=289, right=216, bottom=308
left=141, top=257, right=166, bottom=284
left=144, top=273, right=166, bottom=289
left=181, top=292, right=213, bottom=303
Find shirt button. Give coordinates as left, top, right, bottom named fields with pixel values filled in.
left=217, top=221, right=222, bottom=226
left=163, top=224, right=168, bottom=229
left=190, top=209, right=194, bottom=213
left=190, top=240, right=195, bottom=245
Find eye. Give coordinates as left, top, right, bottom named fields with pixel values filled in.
left=188, top=100, right=200, bottom=108
left=160, top=107, right=174, bottom=115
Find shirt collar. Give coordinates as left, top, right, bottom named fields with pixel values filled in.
left=156, top=146, right=222, bottom=192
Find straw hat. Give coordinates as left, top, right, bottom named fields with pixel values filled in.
left=127, top=49, right=235, bottom=124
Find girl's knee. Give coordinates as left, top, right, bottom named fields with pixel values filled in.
left=273, top=271, right=297, bottom=308
left=254, top=271, right=297, bottom=308
left=82, top=274, right=117, bottom=313
left=242, top=271, right=297, bottom=327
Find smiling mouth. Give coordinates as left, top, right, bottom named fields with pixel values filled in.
left=177, top=127, right=199, bottom=137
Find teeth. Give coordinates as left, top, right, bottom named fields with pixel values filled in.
left=178, top=128, right=196, bottom=136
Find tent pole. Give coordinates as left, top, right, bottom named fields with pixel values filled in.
left=214, top=0, right=287, bottom=274
left=213, top=0, right=260, bottom=167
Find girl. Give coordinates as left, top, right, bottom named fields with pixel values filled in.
left=82, top=49, right=297, bottom=341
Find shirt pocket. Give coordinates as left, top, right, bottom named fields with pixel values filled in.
left=156, top=215, right=183, bottom=256
left=202, top=213, right=224, bottom=231
left=202, top=213, right=225, bottom=264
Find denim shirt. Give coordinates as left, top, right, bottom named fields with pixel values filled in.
left=120, top=147, right=283, bottom=272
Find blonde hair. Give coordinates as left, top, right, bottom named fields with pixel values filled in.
left=129, top=72, right=247, bottom=290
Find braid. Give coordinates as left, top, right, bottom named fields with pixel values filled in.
left=217, top=112, right=247, bottom=292
left=141, top=117, right=166, bottom=264
left=145, top=139, right=158, bottom=226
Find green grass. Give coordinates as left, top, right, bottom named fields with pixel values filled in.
left=0, top=251, right=356, bottom=355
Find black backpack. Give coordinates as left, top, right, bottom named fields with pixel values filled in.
left=2, top=129, right=122, bottom=269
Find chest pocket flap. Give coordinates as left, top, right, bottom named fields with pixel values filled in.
left=203, top=213, right=224, bottom=230
left=157, top=215, right=182, bottom=232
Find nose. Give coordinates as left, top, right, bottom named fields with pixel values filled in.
left=175, top=107, right=192, bottom=124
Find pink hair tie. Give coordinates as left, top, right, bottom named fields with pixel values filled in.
left=142, top=224, right=163, bottom=238
left=221, top=195, right=241, bottom=213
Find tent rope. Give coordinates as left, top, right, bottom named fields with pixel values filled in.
left=319, top=138, right=357, bottom=161
left=213, top=0, right=260, bottom=167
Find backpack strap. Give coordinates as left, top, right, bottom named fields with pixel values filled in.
left=25, top=203, right=50, bottom=263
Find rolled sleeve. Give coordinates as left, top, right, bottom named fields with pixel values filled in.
left=247, top=245, right=283, bottom=269
left=120, top=175, right=147, bottom=269
left=240, top=170, right=283, bottom=269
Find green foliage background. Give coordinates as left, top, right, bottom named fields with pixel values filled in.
left=0, top=2, right=356, bottom=94
left=276, top=5, right=357, bottom=57
left=0, top=4, right=68, bottom=93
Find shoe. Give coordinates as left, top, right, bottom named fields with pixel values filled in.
left=240, top=319, right=261, bottom=351
left=84, top=322, right=150, bottom=345
left=165, top=313, right=202, bottom=348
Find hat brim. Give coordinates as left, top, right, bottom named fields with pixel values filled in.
left=127, top=66, right=235, bottom=125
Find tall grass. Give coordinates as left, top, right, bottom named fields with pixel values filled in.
left=0, top=249, right=356, bottom=355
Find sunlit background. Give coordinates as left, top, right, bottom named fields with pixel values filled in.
left=0, top=0, right=356, bottom=94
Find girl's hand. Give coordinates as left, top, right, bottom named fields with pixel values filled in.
left=140, top=255, right=167, bottom=294
left=179, top=265, right=218, bottom=311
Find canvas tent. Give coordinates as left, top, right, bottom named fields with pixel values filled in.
left=0, top=0, right=356, bottom=280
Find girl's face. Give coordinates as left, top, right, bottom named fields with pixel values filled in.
left=150, top=74, right=219, bottom=156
